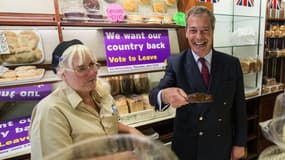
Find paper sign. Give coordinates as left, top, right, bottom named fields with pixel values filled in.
left=106, top=4, right=125, bottom=22
left=103, top=29, right=171, bottom=72
left=0, top=32, right=10, bottom=54
left=0, top=116, right=31, bottom=155
left=0, top=84, right=52, bottom=101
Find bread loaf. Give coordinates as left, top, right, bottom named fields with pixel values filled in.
left=152, top=1, right=166, bottom=13
left=141, top=94, right=152, bottom=110
left=106, top=76, right=120, bottom=96
left=165, top=0, right=176, bottom=6
left=139, top=0, right=151, bottom=4
left=18, top=30, right=39, bottom=49
left=114, top=95, right=129, bottom=114
left=127, top=94, right=144, bottom=112
left=119, top=75, right=134, bottom=94
left=134, top=74, right=149, bottom=94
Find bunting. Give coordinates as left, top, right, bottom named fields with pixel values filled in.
left=268, top=0, right=281, bottom=10
left=197, top=0, right=220, bottom=3
left=236, top=0, right=254, bottom=7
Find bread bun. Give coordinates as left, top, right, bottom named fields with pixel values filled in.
left=15, top=66, right=36, bottom=71
left=152, top=1, right=166, bottom=13
left=134, top=74, right=149, bottom=93
left=165, top=0, right=176, bottom=6
left=139, top=0, right=151, bottom=4
left=119, top=75, right=134, bottom=94
left=114, top=95, right=129, bottom=114
left=123, top=0, right=138, bottom=12
left=0, top=70, right=17, bottom=78
left=16, top=69, right=38, bottom=78
left=280, top=25, right=285, bottom=31
left=0, top=77, right=17, bottom=82
left=144, top=16, right=162, bottom=24
left=162, top=15, right=173, bottom=24
left=127, top=14, right=144, bottom=23
left=18, top=30, right=39, bottom=49
left=4, top=31, right=19, bottom=53
left=127, top=94, right=144, bottom=112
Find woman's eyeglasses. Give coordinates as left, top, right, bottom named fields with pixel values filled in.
left=65, top=62, right=101, bottom=74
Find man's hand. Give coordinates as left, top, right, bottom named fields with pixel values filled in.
left=231, top=146, right=246, bottom=160
left=161, top=87, right=188, bottom=108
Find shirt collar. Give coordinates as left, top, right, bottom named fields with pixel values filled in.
left=61, top=82, right=102, bottom=109
left=191, top=49, right=212, bottom=64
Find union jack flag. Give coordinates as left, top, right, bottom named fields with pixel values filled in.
left=268, top=0, right=281, bottom=10
left=236, top=0, right=254, bottom=7
left=197, top=0, right=220, bottom=3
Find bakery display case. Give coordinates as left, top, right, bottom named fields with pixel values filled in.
left=213, top=0, right=266, bottom=100
left=57, top=0, right=181, bottom=126
left=1, top=0, right=283, bottom=160
left=211, top=1, right=266, bottom=159
left=263, top=2, right=285, bottom=96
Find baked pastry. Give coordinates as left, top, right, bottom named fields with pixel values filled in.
left=262, top=85, right=270, bottom=94
left=17, top=30, right=39, bottom=49
left=271, top=25, right=279, bottom=31
left=152, top=1, right=166, bottom=13
left=0, top=70, right=17, bottom=82
left=165, top=0, right=176, bottom=6
left=187, top=92, right=214, bottom=103
left=239, top=59, right=250, bottom=73
left=265, top=30, right=272, bottom=38
left=106, top=76, right=120, bottom=96
left=139, top=0, right=151, bottom=4
left=4, top=31, right=19, bottom=53
left=14, top=65, right=36, bottom=71
left=119, top=75, right=134, bottom=94
left=280, top=25, right=285, bottom=31
left=145, top=16, right=162, bottom=24
left=123, top=0, right=138, bottom=12
left=33, top=48, right=43, bottom=61
left=134, top=74, right=149, bottom=93
left=127, top=14, right=144, bottom=23
left=162, top=15, right=173, bottom=24
left=127, top=94, right=144, bottom=112
left=141, top=94, right=152, bottom=110
left=0, top=70, right=17, bottom=79
left=114, top=95, right=129, bottom=114
left=0, top=77, right=17, bottom=82
left=263, top=77, right=277, bottom=85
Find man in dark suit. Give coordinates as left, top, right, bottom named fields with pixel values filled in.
left=149, top=6, right=247, bottom=160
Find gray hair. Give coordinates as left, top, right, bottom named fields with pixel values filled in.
left=185, top=6, right=216, bottom=30
left=57, top=44, right=97, bottom=75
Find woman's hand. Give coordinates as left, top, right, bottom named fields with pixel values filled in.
left=128, top=127, right=144, bottom=136
left=118, top=123, right=144, bottom=136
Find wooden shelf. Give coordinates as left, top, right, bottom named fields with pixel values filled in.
left=267, top=18, right=285, bottom=22
left=0, top=13, right=56, bottom=26
left=0, top=70, right=61, bottom=89
left=98, top=66, right=165, bottom=77
left=60, top=20, right=184, bottom=29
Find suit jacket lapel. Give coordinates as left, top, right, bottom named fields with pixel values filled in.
left=209, top=51, right=222, bottom=94
left=185, top=50, right=208, bottom=92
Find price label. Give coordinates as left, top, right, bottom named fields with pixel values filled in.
left=106, top=4, right=125, bottom=23
left=0, top=32, right=10, bottom=54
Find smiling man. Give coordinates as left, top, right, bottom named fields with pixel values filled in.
left=149, top=6, right=247, bottom=160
